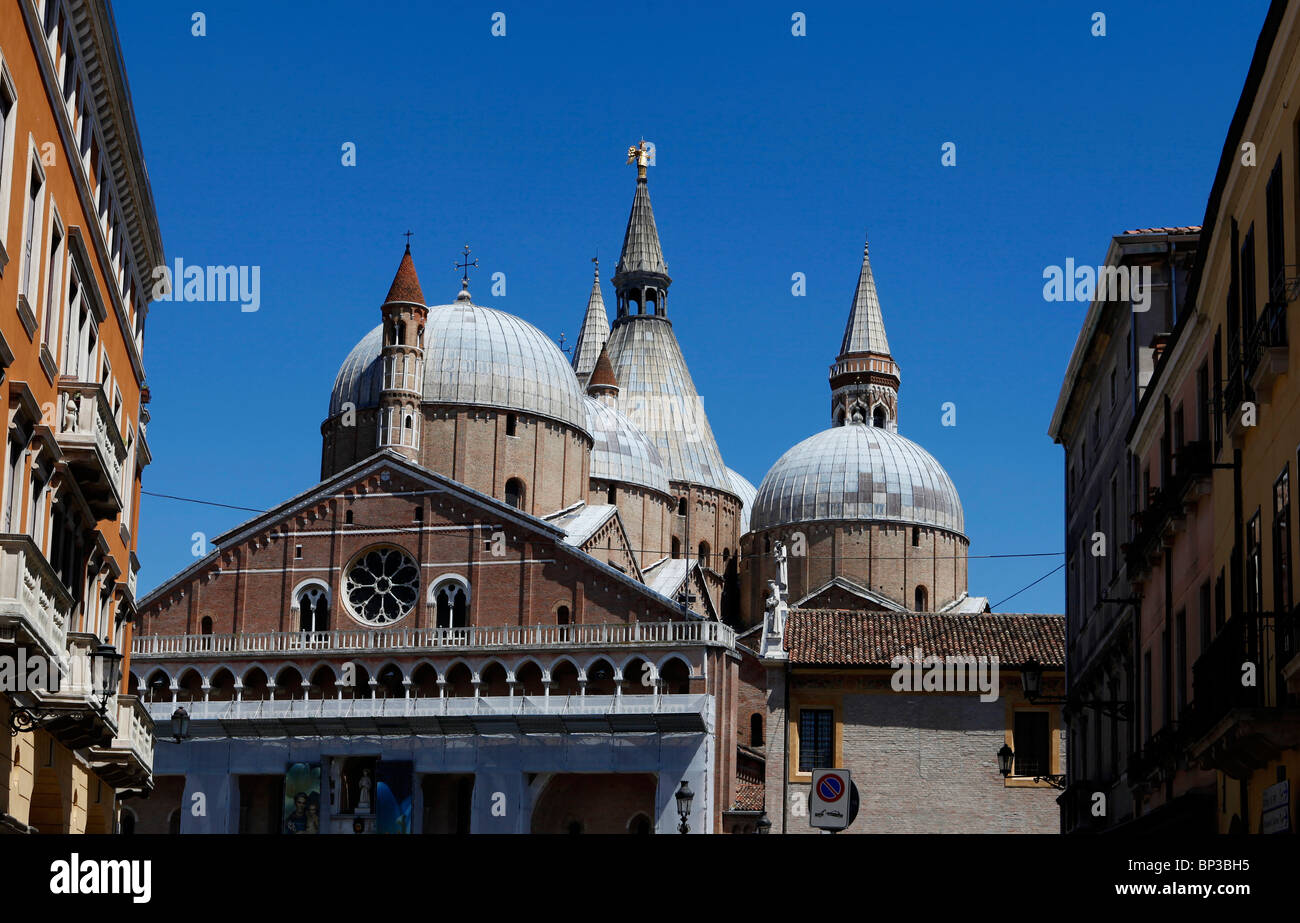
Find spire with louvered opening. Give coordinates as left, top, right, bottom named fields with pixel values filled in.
left=572, top=259, right=610, bottom=381
left=829, top=234, right=902, bottom=433
left=612, top=140, right=671, bottom=319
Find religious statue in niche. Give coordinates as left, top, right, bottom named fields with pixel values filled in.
left=356, top=769, right=373, bottom=814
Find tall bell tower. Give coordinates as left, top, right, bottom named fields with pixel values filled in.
left=376, top=241, right=427, bottom=458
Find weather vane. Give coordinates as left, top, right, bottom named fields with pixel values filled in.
left=626, top=139, right=653, bottom=180
left=454, top=244, right=478, bottom=291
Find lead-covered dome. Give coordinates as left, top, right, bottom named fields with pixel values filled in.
left=751, top=423, right=964, bottom=534
left=329, top=300, right=588, bottom=431
left=584, top=397, right=670, bottom=495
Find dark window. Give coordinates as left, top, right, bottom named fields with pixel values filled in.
left=677, top=497, right=687, bottom=516
left=1143, top=651, right=1153, bottom=742
left=1013, top=711, right=1050, bottom=777
left=1161, top=628, right=1171, bottom=727
left=1247, top=509, right=1263, bottom=613
left=1242, top=225, right=1258, bottom=340
left=1176, top=610, right=1187, bottom=716
left=505, top=478, right=525, bottom=510
left=435, top=582, right=468, bottom=629
left=201, top=617, right=213, bottom=635
left=914, top=585, right=928, bottom=612
left=750, top=713, right=763, bottom=747
left=797, top=709, right=834, bottom=772
left=1109, top=477, right=1119, bottom=578
left=1275, top=466, right=1292, bottom=612
left=556, top=605, right=570, bottom=625
left=1215, top=571, right=1226, bottom=633
left=1267, top=156, right=1285, bottom=296
left=505, top=413, right=517, bottom=437
left=912, top=526, right=920, bottom=547
left=1213, top=329, right=1224, bottom=452
left=671, top=537, right=681, bottom=559
left=606, top=483, right=616, bottom=505
left=1199, top=580, right=1212, bottom=657
left=345, top=509, right=353, bottom=525
left=1196, top=362, right=1210, bottom=442
left=294, top=544, right=303, bottom=559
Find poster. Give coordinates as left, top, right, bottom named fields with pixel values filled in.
left=375, top=761, right=413, bottom=834
left=283, top=762, right=322, bottom=834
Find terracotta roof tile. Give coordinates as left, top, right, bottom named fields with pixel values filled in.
left=734, top=779, right=764, bottom=811
left=1121, top=226, right=1202, bottom=236
left=384, top=245, right=425, bottom=305
left=785, top=609, right=1064, bottom=668
left=588, top=345, right=618, bottom=389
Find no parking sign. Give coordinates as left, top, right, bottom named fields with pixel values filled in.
left=810, top=769, right=858, bottom=831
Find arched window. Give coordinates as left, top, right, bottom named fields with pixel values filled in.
left=396, top=320, right=407, bottom=345
left=200, top=616, right=213, bottom=635
left=751, top=713, right=764, bottom=747
left=698, top=541, right=710, bottom=566
left=434, top=579, right=469, bottom=629
left=912, top=526, right=920, bottom=547
left=671, top=537, right=681, bottom=559
left=556, top=605, right=571, bottom=625
left=297, top=585, right=330, bottom=633
left=403, top=413, right=414, bottom=444
left=627, top=813, right=652, bottom=835
left=873, top=405, right=886, bottom=428
left=505, top=478, right=525, bottom=510
left=914, top=585, right=928, bottom=612
left=606, top=483, right=616, bottom=505
left=676, top=497, right=687, bottom=516
left=505, top=413, right=517, bottom=437
left=345, top=509, right=353, bottom=525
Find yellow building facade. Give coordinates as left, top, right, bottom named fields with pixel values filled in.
left=0, top=0, right=161, bottom=834
left=1187, top=0, right=1300, bottom=835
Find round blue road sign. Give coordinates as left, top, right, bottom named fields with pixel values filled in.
left=817, top=773, right=845, bottom=802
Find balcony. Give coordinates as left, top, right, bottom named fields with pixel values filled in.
left=1185, top=612, right=1300, bottom=778
left=132, top=619, right=736, bottom=660
left=1171, top=440, right=1212, bottom=501
left=54, top=381, right=126, bottom=518
left=145, top=692, right=712, bottom=737
left=88, top=695, right=155, bottom=792
left=1246, top=301, right=1289, bottom=404
left=0, top=534, right=73, bottom=663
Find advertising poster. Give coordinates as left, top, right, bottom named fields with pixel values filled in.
left=283, top=762, right=322, bottom=834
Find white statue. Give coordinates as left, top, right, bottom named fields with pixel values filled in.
left=356, top=768, right=372, bottom=814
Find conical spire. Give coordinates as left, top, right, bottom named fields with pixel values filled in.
left=572, top=259, right=610, bottom=380
left=838, top=236, right=890, bottom=359
left=615, top=178, right=669, bottom=279
left=384, top=244, right=425, bottom=306
left=588, top=344, right=618, bottom=391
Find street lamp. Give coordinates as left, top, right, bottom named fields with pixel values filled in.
left=755, top=811, right=771, bottom=835
left=1019, top=658, right=1044, bottom=701
left=675, top=781, right=693, bottom=834
left=92, top=643, right=123, bottom=709
left=171, top=706, right=191, bottom=743
left=996, top=743, right=1065, bottom=789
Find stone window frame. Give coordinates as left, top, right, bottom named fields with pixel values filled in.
left=785, top=695, right=842, bottom=784
left=1002, top=701, right=1063, bottom=789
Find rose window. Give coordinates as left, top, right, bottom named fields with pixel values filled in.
left=344, top=546, right=419, bottom=625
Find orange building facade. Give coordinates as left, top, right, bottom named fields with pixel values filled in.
left=0, top=0, right=161, bottom=834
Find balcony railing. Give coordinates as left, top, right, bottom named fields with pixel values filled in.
left=133, top=619, right=737, bottom=659
left=55, top=380, right=126, bottom=517
left=1246, top=301, right=1289, bottom=400
left=88, top=695, right=155, bottom=790
left=145, top=693, right=713, bottom=736
left=1186, top=612, right=1287, bottom=742
left=0, top=534, right=73, bottom=662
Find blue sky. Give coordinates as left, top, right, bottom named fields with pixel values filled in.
left=115, top=0, right=1269, bottom=609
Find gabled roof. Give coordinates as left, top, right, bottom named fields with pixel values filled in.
left=793, top=575, right=903, bottom=611
left=838, top=237, right=891, bottom=359
left=641, top=557, right=719, bottom=621
left=139, top=451, right=694, bottom=618
left=572, top=265, right=610, bottom=381
left=785, top=610, right=1065, bottom=667
left=384, top=245, right=425, bottom=306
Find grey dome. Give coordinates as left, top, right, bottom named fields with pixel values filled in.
left=727, top=467, right=758, bottom=535
left=752, top=424, right=964, bottom=534
left=585, top=397, right=670, bottom=495
left=329, top=300, right=588, bottom=431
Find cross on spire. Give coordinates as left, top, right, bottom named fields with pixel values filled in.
left=402, top=230, right=413, bottom=252
left=454, top=244, right=478, bottom=294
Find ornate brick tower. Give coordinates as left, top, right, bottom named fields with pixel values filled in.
left=376, top=244, right=427, bottom=458
left=829, top=236, right=902, bottom=431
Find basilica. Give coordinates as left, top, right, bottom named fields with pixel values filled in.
left=126, top=142, right=1062, bottom=835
